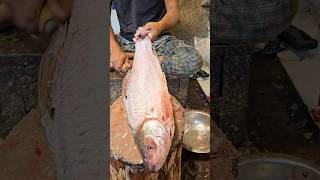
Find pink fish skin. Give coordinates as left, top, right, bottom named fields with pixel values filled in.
left=122, top=35, right=174, bottom=172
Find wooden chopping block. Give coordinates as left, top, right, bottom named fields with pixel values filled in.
left=110, top=95, right=185, bottom=179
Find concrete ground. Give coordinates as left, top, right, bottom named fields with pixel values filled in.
left=246, top=52, right=320, bottom=163
left=279, top=10, right=320, bottom=115
left=0, top=109, right=56, bottom=180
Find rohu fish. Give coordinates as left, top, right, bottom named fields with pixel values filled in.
left=122, top=29, right=175, bottom=172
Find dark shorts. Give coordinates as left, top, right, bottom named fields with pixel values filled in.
left=116, top=34, right=203, bottom=76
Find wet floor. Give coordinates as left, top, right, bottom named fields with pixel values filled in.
left=246, top=53, right=320, bottom=163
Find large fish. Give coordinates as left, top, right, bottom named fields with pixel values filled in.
left=122, top=31, right=175, bottom=172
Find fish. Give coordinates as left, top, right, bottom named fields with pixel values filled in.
left=122, top=32, right=175, bottom=172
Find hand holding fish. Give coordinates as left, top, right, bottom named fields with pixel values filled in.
left=134, top=22, right=164, bottom=42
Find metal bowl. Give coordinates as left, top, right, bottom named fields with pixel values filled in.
left=182, top=110, right=210, bottom=153
left=239, top=153, right=320, bottom=180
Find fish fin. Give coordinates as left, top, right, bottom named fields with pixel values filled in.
left=161, top=75, right=174, bottom=124
left=160, top=73, right=175, bottom=139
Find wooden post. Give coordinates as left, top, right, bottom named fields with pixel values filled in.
left=38, top=0, right=109, bottom=179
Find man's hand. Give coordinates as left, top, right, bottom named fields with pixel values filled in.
left=159, top=55, right=165, bottom=64
left=134, top=0, right=179, bottom=42
left=133, top=22, right=163, bottom=42
left=110, top=47, right=134, bottom=72
left=143, top=22, right=164, bottom=41
left=110, top=24, right=134, bottom=72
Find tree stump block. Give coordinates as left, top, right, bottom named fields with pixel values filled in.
left=110, top=95, right=185, bottom=179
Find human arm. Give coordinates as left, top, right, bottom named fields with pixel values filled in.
left=135, top=0, right=179, bottom=41
left=110, top=25, right=134, bottom=71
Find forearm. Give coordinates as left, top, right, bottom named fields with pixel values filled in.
left=110, top=26, right=121, bottom=52
left=109, top=0, right=121, bottom=52
left=159, top=0, right=179, bottom=31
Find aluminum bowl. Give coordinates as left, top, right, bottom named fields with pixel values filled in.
left=182, top=110, right=210, bottom=153
left=239, top=153, right=320, bottom=180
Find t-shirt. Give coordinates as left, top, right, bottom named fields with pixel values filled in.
left=112, top=0, right=170, bottom=41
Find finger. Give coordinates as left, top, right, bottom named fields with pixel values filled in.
left=124, top=56, right=131, bottom=68
left=121, top=57, right=131, bottom=73
left=128, top=60, right=134, bottom=66
left=147, top=32, right=153, bottom=41
left=140, top=28, right=149, bottom=38
left=113, top=61, right=122, bottom=71
left=134, top=29, right=140, bottom=37
left=135, top=26, right=149, bottom=39
left=125, top=52, right=135, bottom=59
left=133, top=34, right=141, bottom=42
left=110, top=61, right=118, bottom=71
left=138, top=26, right=144, bottom=31
left=134, top=27, right=143, bottom=37
left=158, top=55, right=165, bottom=64
left=134, top=32, right=143, bottom=41
left=145, top=31, right=155, bottom=42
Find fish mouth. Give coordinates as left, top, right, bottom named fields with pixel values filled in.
left=146, top=163, right=161, bottom=172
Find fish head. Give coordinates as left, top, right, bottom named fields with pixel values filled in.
left=135, top=118, right=171, bottom=172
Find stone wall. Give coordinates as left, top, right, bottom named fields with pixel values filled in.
left=171, top=0, right=210, bottom=66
